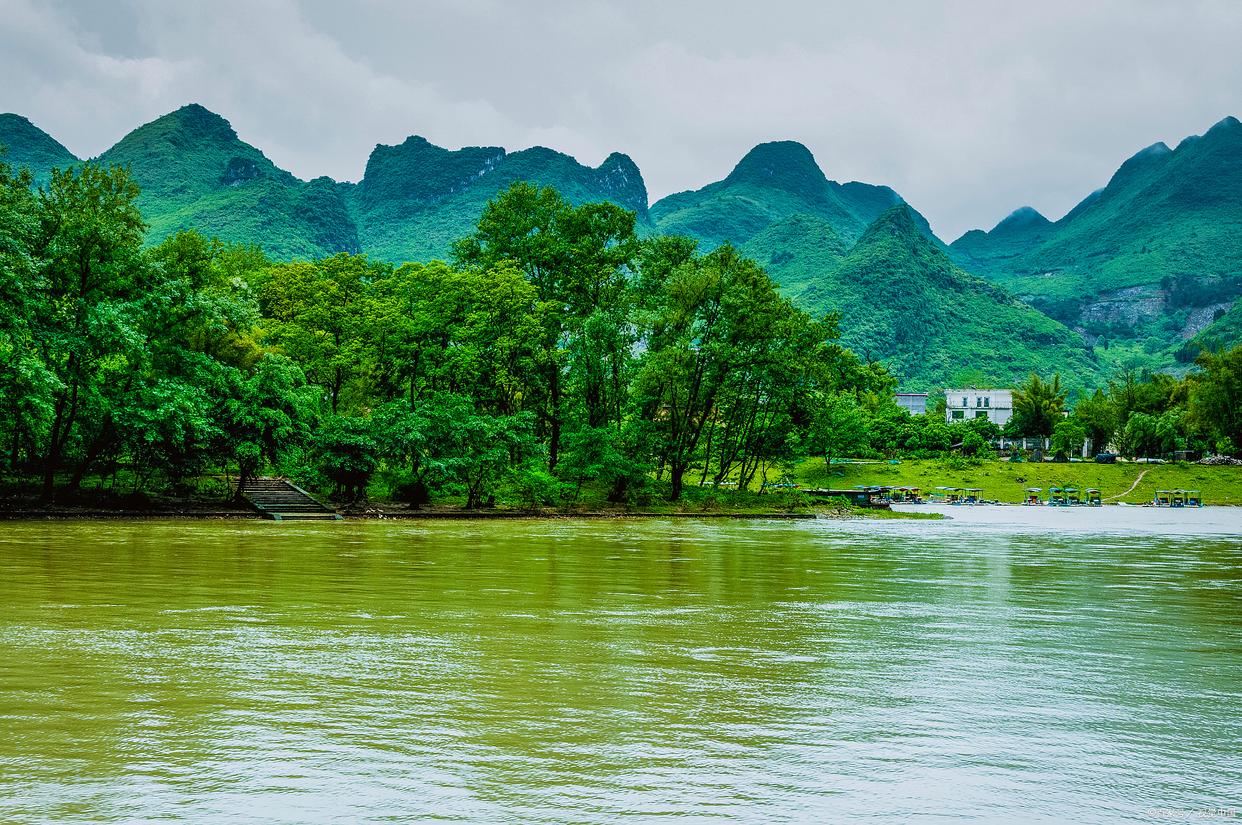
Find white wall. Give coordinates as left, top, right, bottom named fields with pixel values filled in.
left=944, top=389, right=1013, bottom=427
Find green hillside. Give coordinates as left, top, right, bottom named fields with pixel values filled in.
left=650, top=140, right=938, bottom=248
left=741, top=213, right=849, bottom=299
left=350, top=136, right=650, bottom=261
left=95, top=104, right=359, bottom=260
left=1178, top=298, right=1242, bottom=361
left=0, top=113, right=79, bottom=187
left=949, top=117, right=1242, bottom=355
left=763, top=206, right=1100, bottom=390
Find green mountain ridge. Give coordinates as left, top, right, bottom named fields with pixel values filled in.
left=949, top=116, right=1242, bottom=358
left=749, top=205, right=1100, bottom=390
left=650, top=140, right=938, bottom=249
left=90, top=104, right=360, bottom=260
left=352, top=135, right=650, bottom=261
left=0, top=113, right=79, bottom=187
left=1180, top=298, right=1242, bottom=361
left=0, top=104, right=651, bottom=263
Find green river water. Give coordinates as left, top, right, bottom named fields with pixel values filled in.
left=1, top=511, right=1239, bottom=823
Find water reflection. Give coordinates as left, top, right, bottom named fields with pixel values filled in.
left=1, top=516, right=1239, bottom=822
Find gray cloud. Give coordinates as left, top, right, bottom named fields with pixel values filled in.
left=3, top=0, right=1241, bottom=239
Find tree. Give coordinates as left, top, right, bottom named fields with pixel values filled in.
left=454, top=183, right=639, bottom=470
left=809, top=393, right=869, bottom=469
left=1051, top=419, right=1087, bottom=458
left=634, top=243, right=817, bottom=499
left=316, top=416, right=381, bottom=502
left=1072, top=389, right=1116, bottom=454
left=1010, top=373, right=1067, bottom=438
left=1187, top=345, right=1242, bottom=455
left=261, top=253, right=389, bottom=414
left=1154, top=409, right=1186, bottom=458
left=1118, top=412, right=1159, bottom=459
left=220, top=354, right=319, bottom=493
left=0, top=156, right=46, bottom=474
left=30, top=163, right=147, bottom=499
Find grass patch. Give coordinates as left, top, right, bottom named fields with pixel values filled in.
left=796, top=458, right=1242, bottom=505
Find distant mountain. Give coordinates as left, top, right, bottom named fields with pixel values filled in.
left=0, top=104, right=652, bottom=263
left=951, top=206, right=1053, bottom=270
left=949, top=117, right=1242, bottom=354
left=92, top=104, right=359, bottom=260
left=351, top=135, right=650, bottom=262
left=0, top=113, right=78, bottom=187
left=755, top=206, right=1100, bottom=390
left=650, top=140, right=938, bottom=248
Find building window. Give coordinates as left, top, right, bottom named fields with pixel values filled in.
left=952, top=410, right=965, bottom=420
left=984, top=397, right=990, bottom=408
left=961, top=397, right=968, bottom=407
left=975, top=411, right=988, bottom=419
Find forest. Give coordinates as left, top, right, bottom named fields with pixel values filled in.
left=1, top=158, right=1239, bottom=509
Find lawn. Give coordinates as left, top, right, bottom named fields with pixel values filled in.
left=795, top=458, right=1242, bottom=505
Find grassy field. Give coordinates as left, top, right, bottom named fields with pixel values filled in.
left=795, top=458, right=1242, bottom=505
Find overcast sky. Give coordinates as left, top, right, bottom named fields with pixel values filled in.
left=3, top=0, right=1241, bottom=239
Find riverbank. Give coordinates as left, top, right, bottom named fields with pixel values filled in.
left=796, top=459, right=1242, bottom=505
left=0, top=484, right=943, bottom=521
left=0, top=504, right=943, bottom=521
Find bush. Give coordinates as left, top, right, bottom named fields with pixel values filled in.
left=509, top=463, right=566, bottom=509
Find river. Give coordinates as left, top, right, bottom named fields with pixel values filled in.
left=1, top=511, right=1239, bottom=822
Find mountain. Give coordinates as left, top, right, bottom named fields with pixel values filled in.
left=1178, top=298, right=1242, bottom=362
left=95, top=104, right=359, bottom=260
left=949, top=117, right=1242, bottom=354
left=761, top=206, right=1100, bottom=390
left=0, top=113, right=79, bottom=186
left=351, top=135, right=650, bottom=262
left=741, top=213, right=849, bottom=300
left=951, top=206, right=1053, bottom=270
left=650, top=140, right=938, bottom=248
left=0, top=104, right=654, bottom=263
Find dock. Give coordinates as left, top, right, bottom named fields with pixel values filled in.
left=803, top=487, right=891, bottom=508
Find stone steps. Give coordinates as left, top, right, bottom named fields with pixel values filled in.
left=240, top=478, right=340, bottom=521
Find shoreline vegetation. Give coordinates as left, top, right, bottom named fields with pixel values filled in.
left=2, top=459, right=1237, bottom=520
left=1, top=157, right=1239, bottom=517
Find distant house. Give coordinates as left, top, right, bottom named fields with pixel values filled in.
left=945, top=388, right=1013, bottom=427
left=895, top=392, right=928, bottom=415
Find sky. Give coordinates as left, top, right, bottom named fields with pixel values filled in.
left=3, top=0, right=1241, bottom=240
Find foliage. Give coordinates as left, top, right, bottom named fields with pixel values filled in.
left=1051, top=420, right=1087, bottom=457
left=1010, top=373, right=1067, bottom=438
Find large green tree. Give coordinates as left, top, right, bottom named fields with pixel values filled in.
left=30, top=163, right=147, bottom=499
left=454, top=182, right=639, bottom=470
left=1010, top=373, right=1067, bottom=439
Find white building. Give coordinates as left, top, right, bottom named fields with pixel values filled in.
left=945, top=388, right=1013, bottom=427
left=895, top=392, right=928, bottom=415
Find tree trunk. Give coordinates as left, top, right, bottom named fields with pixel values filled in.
left=65, top=417, right=114, bottom=494
left=548, top=368, right=561, bottom=471
left=669, top=463, right=686, bottom=501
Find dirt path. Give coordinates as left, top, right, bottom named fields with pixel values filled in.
left=1104, top=467, right=1149, bottom=501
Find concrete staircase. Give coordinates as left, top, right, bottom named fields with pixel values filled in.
left=241, top=478, right=341, bottom=520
